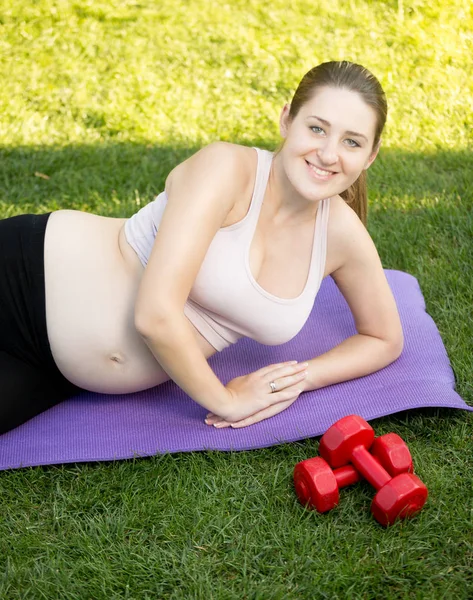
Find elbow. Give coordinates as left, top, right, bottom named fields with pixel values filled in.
left=134, top=312, right=159, bottom=340
left=386, top=329, right=404, bottom=363
left=134, top=308, right=175, bottom=340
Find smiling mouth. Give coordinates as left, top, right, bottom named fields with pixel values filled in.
left=305, top=160, right=337, bottom=178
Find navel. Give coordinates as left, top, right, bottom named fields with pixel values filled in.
left=109, top=352, right=126, bottom=365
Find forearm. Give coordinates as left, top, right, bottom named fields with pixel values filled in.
left=303, top=333, right=403, bottom=391
left=138, top=315, right=232, bottom=418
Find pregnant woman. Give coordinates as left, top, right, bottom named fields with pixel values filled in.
left=0, top=60, right=403, bottom=434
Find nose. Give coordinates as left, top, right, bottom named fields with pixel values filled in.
left=317, top=139, right=339, bottom=166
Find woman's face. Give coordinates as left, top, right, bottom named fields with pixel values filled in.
left=279, top=86, right=380, bottom=203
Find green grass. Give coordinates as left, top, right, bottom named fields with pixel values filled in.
left=0, top=0, right=472, bottom=598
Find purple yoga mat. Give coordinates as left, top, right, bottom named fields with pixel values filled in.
left=0, top=270, right=471, bottom=470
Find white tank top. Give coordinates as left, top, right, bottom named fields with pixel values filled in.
left=125, top=147, right=330, bottom=351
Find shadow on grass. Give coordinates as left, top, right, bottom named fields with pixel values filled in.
left=0, top=141, right=471, bottom=394
left=0, top=141, right=471, bottom=215
left=0, top=141, right=471, bottom=277
left=1, top=140, right=471, bottom=278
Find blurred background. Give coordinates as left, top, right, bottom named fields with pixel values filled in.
left=0, top=2, right=472, bottom=598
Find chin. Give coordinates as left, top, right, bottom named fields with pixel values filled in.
left=296, top=184, right=331, bottom=203
left=291, top=173, right=337, bottom=202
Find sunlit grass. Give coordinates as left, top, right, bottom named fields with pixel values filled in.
left=0, top=1, right=472, bottom=598
left=1, top=0, right=472, bottom=148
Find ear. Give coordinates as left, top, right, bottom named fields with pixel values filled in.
left=364, top=139, right=381, bottom=170
left=279, top=103, right=291, bottom=138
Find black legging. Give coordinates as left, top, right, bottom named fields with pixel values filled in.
left=0, top=213, right=80, bottom=434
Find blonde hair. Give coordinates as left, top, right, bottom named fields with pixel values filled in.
left=288, top=61, right=387, bottom=225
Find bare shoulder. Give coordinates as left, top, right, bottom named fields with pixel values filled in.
left=325, top=195, right=377, bottom=276
left=166, top=142, right=255, bottom=197
left=134, top=143, right=260, bottom=320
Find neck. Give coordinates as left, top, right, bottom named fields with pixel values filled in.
left=266, top=152, right=320, bottom=225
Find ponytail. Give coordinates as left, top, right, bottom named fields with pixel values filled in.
left=340, top=171, right=367, bottom=226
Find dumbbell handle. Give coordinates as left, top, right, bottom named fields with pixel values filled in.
left=333, top=464, right=362, bottom=488
left=333, top=450, right=401, bottom=490
left=351, top=445, right=392, bottom=490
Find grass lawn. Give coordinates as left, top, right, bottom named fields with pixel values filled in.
left=1, top=0, right=472, bottom=598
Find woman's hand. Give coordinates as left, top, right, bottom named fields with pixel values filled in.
left=205, top=360, right=308, bottom=428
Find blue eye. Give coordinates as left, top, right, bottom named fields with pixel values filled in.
left=345, top=139, right=360, bottom=148
left=310, top=126, right=324, bottom=134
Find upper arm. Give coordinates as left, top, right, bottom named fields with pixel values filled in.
left=135, top=142, right=252, bottom=328
left=327, top=198, right=404, bottom=349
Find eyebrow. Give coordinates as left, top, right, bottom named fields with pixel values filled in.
left=307, top=115, right=369, bottom=142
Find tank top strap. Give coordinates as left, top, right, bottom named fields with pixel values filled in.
left=305, top=196, right=331, bottom=293
left=246, top=147, right=273, bottom=224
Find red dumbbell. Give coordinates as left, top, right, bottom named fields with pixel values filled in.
left=319, top=415, right=428, bottom=526
left=294, top=432, right=413, bottom=514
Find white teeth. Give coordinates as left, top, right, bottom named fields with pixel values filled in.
left=308, top=162, right=333, bottom=176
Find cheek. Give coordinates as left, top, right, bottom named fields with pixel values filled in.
left=345, top=153, right=370, bottom=174
left=284, top=137, right=305, bottom=156
left=286, top=127, right=312, bottom=150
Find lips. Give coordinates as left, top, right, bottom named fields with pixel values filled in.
left=305, top=160, right=337, bottom=179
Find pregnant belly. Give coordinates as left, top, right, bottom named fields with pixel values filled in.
left=44, top=210, right=217, bottom=394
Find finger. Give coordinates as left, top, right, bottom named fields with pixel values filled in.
left=230, top=398, right=297, bottom=428
left=205, top=413, right=224, bottom=425
left=204, top=415, right=232, bottom=428
left=266, top=362, right=308, bottom=381
left=268, top=385, right=304, bottom=404
left=266, top=368, right=308, bottom=393
left=256, top=361, right=299, bottom=377
left=212, top=421, right=232, bottom=428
